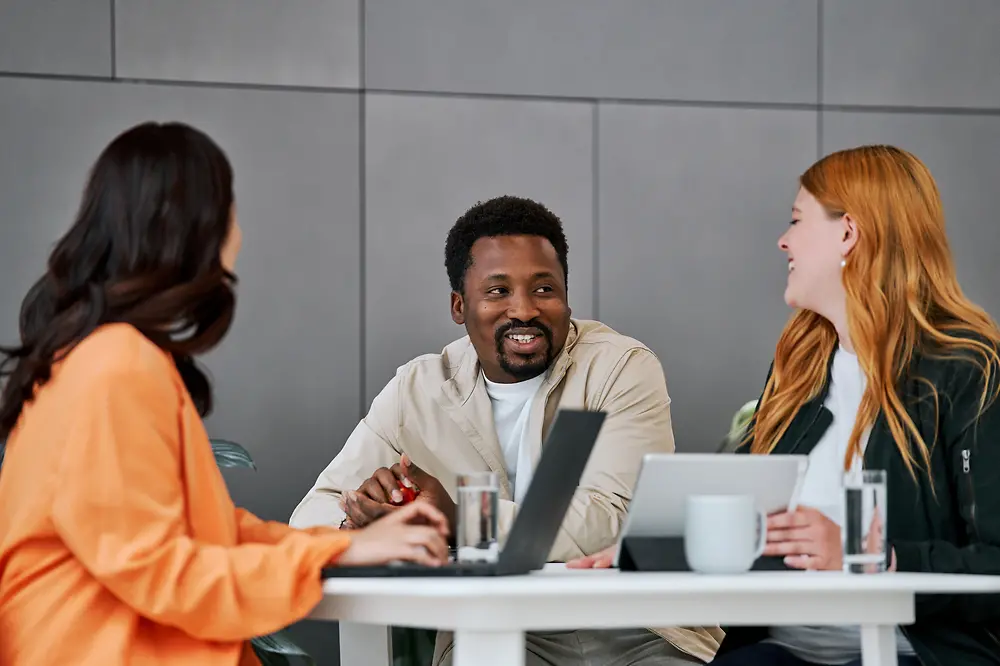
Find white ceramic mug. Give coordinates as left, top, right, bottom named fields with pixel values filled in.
left=684, top=494, right=766, bottom=574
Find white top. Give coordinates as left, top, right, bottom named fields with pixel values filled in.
left=793, top=345, right=870, bottom=522
left=768, top=346, right=915, bottom=663
left=484, top=372, right=546, bottom=504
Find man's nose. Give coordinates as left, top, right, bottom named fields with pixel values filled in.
left=507, top=291, right=541, bottom=322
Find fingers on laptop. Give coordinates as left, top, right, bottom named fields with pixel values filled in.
left=375, top=504, right=449, bottom=566
left=393, top=501, right=450, bottom=537
left=399, top=528, right=447, bottom=567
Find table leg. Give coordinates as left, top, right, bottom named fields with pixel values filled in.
left=454, top=630, right=525, bottom=666
left=860, top=624, right=898, bottom=666
left=339, top=622, right=391, bottom=666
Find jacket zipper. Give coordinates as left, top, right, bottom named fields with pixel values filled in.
left=961, top=448, right=978, bottom=539
left=986, top=627, right=1000, bottom=650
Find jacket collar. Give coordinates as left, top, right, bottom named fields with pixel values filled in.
left=442, top=320, right=580, bottom=404
left=432, top=321, right=580, bottom=498
left=770, top=347, right=839, bottom=457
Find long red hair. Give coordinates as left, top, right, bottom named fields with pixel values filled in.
left=750, top=145, right=1000, bottom=475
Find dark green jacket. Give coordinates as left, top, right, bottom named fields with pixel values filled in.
left=717, top=345, right=1000, bottom=666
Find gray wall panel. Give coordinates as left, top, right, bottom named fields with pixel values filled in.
left=599, top=103, right=818, bottom=451
left=0, top=0, right=111, bottom=76
left=365, top=92, right=593, bottom=404
left=367, top=0, right=818, bottom=103
left=823, top=0, right=1000, bottom=108
left=0, top=78, right=361, bottom=528
left=116, top=0, right=360, bottom=87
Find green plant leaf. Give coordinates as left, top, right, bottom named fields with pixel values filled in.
left=210, top=438, right=256, bottom=470
left=251, top=631, right=315, bottom=666
left=728, top=399, right=759, bottom=442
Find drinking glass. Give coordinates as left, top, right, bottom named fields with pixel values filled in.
left=842, top=469, right=888, bottom=574
left=455, top=471, right=499, bottom=563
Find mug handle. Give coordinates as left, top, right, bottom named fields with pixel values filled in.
left=753, top=509, right=767, bottom=559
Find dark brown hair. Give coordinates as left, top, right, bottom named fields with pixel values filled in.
left=0, top=121, right=238, bottom=438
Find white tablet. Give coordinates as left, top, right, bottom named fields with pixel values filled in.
left=614, top=453, right=808, bottom=564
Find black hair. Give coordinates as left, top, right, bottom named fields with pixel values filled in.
left=444, top=195, right=569, bottom=294
left=0, top=121, right=237, bottom=438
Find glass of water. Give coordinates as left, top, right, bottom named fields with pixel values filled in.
left=455, top=471, right=499, bottom=563
left=842, top=469, right=888, bottom=573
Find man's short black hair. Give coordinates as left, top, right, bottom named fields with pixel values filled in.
left=445, top=195, right=569, bottom=294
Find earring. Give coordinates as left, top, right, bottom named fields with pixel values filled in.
left=840, top=258, right=847, bottom=269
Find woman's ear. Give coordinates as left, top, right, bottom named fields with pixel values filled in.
left=841, top=213, right=859, bottom=256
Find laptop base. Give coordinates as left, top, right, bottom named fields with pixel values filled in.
left=321, top=560, right=503, bottom=578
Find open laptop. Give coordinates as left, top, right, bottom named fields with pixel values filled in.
left=321, top=408, right=607, bottom=578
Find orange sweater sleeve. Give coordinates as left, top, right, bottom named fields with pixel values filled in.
left=49, top=358, right=351, bottom=642
left=234, top=508, right=341, bottom=545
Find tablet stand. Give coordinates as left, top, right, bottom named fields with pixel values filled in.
left=617, top=535, right=792, bottom=572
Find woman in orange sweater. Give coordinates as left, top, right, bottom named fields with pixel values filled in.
left=0, top=121, right=449, bottom=665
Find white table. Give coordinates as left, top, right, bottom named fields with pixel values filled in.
left=310, top=565, right=1000, bottom=666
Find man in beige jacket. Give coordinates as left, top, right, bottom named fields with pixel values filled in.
left=290, top=195, right=722, bottom=665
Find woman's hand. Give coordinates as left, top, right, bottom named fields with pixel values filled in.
left=566, top=545, right=617, bottom=569
left=336, top=501, right=450, bottom=567
left=764, top=507, right=842, bottom=571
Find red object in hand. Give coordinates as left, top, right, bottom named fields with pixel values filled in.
left=397, top=481, right=419, bottom=504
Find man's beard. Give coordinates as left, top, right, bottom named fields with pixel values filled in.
left=494, top=319, right=555, bottom=380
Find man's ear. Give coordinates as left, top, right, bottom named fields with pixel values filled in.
left=450, top=291, right=465, bottom=325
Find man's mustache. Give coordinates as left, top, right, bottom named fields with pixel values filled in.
left=494, top=319, right=553, bottom=348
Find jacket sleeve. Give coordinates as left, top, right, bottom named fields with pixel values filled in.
left=236, top=508, right=341, bottom=544
left=891, top=359, right=1000, bottom=622
left=538, top=348, right=676, bottom=561
left=50, top=362, right=351, bottom=642
left=289, top=374, right=403, bottom=529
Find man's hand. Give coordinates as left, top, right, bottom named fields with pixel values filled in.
left=764, top=506, right=842, bottom=571
left=355, top=465, right=415, bottom=506
left=566, top=545, right=616, bottom=569
left=340, top=490, right=398, bottom=529
left=341, top=459, right=422, bottom=529
left=340, top=454, right=455, bottom=532
left=393, top=454, right=456, bottom=533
